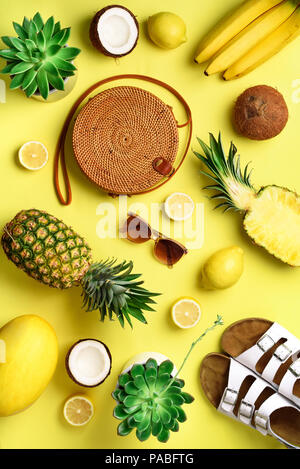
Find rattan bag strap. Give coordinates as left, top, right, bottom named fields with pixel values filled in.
left=54, top=74, right=192, bottom=206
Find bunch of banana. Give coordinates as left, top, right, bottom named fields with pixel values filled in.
left=195, top=0, right=300, bottom=80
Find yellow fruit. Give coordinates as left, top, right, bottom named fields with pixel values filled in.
left=224, top=8, right=300, bottom=80
left=171, top=298, right=201, bottom=329
left=0, top=314, right=58, bottom=416
left=18, top=141, right=48, bottom=170
left=147, top=12, right=187, bottom=49
left=195, top=0, right=283, bottom=64
left=200, top=247, right=244, bottom=290
left=63, top=394, right=94, bottom=426
left=164, top=192, right=194, bottom=221
left=205, top=0, right=298, bottom=75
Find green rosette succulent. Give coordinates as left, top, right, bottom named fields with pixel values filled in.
left=112, top=315, right=224, bottom=443
left=112, top=359, right=194, bottom=443
left=0, top=12, right=80, bottom=100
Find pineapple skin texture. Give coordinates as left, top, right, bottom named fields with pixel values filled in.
left=1, top=209, right=93, bottom=289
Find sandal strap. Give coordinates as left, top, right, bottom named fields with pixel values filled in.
left=254, top=392, right=300, bottom=449
left=277, top=357, right=300, bottom=406
left=261, top=339, right=299, bottom=385
left=218, top=359, right=258, bottom=415
left=236, top=322, right=300, bottom=384
left=238, top=379, right=269, bottom=425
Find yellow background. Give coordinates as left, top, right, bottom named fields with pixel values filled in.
left=0, top=0, right=300, bottom=450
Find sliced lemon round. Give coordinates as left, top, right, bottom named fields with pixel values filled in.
left=63, top=394, right=94, bottom=426
left=164, top=192, right=194, bottom=221
left=18, top=141, right=48, bottom=170
left=171, top=298, right=201, bottom=329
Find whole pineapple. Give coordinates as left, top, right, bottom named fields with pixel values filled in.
left=2, top=209, right=159, bottom=327
left=194, top=133, right=300, bottom=266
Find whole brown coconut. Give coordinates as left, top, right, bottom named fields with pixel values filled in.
left=89, top=5, right=139, bottom=57
left=233, top=85, right=288, bottom=141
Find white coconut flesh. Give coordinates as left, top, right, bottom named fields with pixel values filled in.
left=97, top=7, right=138, bottom=56
left=68, top=340, right=111, bottom=386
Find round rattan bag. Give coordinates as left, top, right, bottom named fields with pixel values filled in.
left=54, top=75, right=192, bottom=205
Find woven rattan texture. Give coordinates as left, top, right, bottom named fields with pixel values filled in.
left=72, top=86, right=179, bottom=194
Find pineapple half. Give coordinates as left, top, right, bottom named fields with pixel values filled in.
left=194, top=134, right=300, bottom=266
left=2, top=209, right=159, bottom=328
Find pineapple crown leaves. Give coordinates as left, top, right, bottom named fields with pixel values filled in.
left=193, top=133, right=256, bottom=212
left=0, top=12, right=81, bottom=100
left=112, top=315, right=223, bottom=443
left=81, top=258, right=161, bottom=329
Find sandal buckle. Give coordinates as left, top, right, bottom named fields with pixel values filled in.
left=257, top=334, right=275, bottom=353
left=254, top=411, right=268, bottom=434
left=274, top=343, right=292, bottom=362
left=238, top=399, right=254, bottom=424
left=290, top=358, right=300, bottom=377
left=220, top=387, right=238, bottom=413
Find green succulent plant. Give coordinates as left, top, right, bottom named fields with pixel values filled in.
left=112, top=315, right=223, bottom=443
left=0, top=12, right=81, bottom=100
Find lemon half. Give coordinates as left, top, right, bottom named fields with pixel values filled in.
left=63, top=394, right=94, bottom=426
left=165, top=192, right=194, bottom=221
left=18, top=141, right=48, bottom=170
left=171, top=298, right=201, bottom=329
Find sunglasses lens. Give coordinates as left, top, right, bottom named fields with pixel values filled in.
left=126, top=216, right=152, bottom=244
left=154, top=239, right=186, bottom=266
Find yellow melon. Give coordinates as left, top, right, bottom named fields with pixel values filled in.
left=0, top=314, right=58, bottom=416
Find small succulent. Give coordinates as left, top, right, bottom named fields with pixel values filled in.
left=0, top=12, right=81, bottom=100
left=112, top=315, right=224, bottom=443
left=112, top=358, right=194, bottom=443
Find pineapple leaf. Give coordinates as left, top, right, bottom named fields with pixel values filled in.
left=81, top=259, right=158, bottom=328
left=194, top=133, right=256, bottom=212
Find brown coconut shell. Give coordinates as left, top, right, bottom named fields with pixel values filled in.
left=65, top=339, right=112, bottom=387
left=233, top=85, right=289, bottom=141
left=89, top=5, right=139, bottom=57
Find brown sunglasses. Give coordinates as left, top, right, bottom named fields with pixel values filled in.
left=124, top=213, right=188, bottom=267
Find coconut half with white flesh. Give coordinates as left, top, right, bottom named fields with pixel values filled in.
left=66, top=339, right=112, bottom=387
left=89, top=5, right=139, bottom=57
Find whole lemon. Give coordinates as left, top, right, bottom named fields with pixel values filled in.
left=200, top=246, right=244, bottom=290
left=147, top=12, right=187, bottom=49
